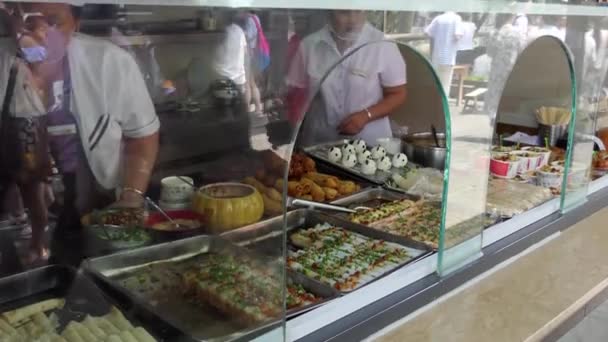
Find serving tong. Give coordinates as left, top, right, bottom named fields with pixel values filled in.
left=287, top=197, right=371, bottom=214
left=119, top=190, right=184, bottom=230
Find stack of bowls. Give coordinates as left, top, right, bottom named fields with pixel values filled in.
left=159, top=176, right=195, bottom=210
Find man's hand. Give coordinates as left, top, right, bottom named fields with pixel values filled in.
left=109, top=190, right=144, bottom=209
left=338, top=111, right=370, bottom=135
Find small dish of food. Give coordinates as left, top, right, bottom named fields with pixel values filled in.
left=492, top=145, right=514, bottom=153
left=490, top=153, right=521, bottom=179
left=81, top=208, right=145, bottom=226
left=510, top=151, right=542, bottom=173
left=82, top=208, right=151, bottom=251
left=567, top=162, right=589, bottom=187
left=537, top=165, right=564, bottom=189
left=146, top=210, right=206, bottom=239
left=89, top=225, right=152, bottom=250
left=522, top=146, right=552, bottom=167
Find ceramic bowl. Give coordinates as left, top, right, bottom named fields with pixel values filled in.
left=160, top=176, right=194, bottom=203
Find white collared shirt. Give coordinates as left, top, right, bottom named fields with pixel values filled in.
left=425, top=12, right=464, bottom=66
left=287, top=23, right=407, bottom=145
left=458, top=21, right=477, bottom=51
left=68, top=33, right=159, bottom=189
left=1, top=33, right=160, bottom=189
left=213, top=23, right=247, bottom=85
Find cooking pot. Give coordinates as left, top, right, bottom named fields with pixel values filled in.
left=402, top=132, right=447, bottom=170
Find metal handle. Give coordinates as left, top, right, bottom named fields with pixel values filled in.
left=289, top=198, right=356, bottom=214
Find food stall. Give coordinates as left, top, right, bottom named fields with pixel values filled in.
left=1, top=1, right=608, bottom=342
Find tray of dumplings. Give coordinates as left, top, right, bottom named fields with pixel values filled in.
left=0, top=265, right=182, bottom=342
left=303, top=139, right=410, bottom=185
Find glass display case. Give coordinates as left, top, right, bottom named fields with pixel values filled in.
left=1, top=1, right=608, bottom=341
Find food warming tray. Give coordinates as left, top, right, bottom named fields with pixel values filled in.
left=0, top=265, right=178, bottom=340
left=222, top=209, right=430, bottom=293
left=329, top=188, right=441, bottom=250
left=304, top=140, right=407, bottom=185
left=83, top=236, right=338, bottom=342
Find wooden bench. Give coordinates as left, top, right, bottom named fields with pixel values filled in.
left=463, top=87, right=487, bottom=111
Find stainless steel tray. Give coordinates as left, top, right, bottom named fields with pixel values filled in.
left=222, top=209, right=429, bottom=293
left=83, top=236, right=336, bottom=341
left=329, top=189, right=440, bottom=251
left=0, top=265, right=178, bottom=340
left=315, top=162, right=372, bottom=203
left=331, top=187, right=419, bottom=206
left=334, top=189, right=500, bottom=249
left=304, top=140, right=407, bottom=185
left=285, top=270, right=340, bottom=317
left=0, top=219, right=25, bottom=240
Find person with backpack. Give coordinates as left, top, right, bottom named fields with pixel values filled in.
left=1, top=2, right=159, bottom=263
left=240, top=11, right=269, bottom=114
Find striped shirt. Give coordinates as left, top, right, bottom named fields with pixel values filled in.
left=425, top=12, right=464, bottom=66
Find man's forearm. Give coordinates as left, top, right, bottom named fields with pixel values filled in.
left=367, top=85, right=408, bottom=121
left=120, top=132, right=159, bottom=201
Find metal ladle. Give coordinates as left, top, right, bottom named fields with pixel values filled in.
left=143, top=196, right=182, bottom=230
left=431, top=125, right=441, bottom=148
left=126, top=190, right=182, bottom=229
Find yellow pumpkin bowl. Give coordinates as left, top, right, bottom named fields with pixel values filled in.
left=193, top=182, right=264, bottom=233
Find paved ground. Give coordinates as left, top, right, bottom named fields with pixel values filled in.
left=559, top=300, right=608, bottom=342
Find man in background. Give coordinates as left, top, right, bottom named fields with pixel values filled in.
left=425, top=11, right=464, bottom=96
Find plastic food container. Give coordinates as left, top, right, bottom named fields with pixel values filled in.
left=567, top=163, right=589, bottom=187
left=492, top=145, right=514, bottom=153
left=522, top=147, right=552, bottom=167
left=490, top=153, right=521, bottom=179
left=510, top=151, right=542, bottom=173
left=537, top=169, right=563, bottom=189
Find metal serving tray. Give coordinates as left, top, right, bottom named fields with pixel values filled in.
left=328, top=188, right=440, bottom=251
left=222, top=209, right=429, bottom=293
left=0, top=219, right=25, bottom=240
left=314, top=161, right=372, bottom=202
left=83, top=236, right=337, bottom=342
left=0, top=265, right=178, bottom=340
left=335, top=188, right=499, bottom=249
left=304, top=140, right=406, bottom=185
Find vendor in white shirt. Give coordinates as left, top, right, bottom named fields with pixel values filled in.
left=287, top=10, right=407, bottom=146
left=425, top=11, right=464, bottom=95
left=1, top=3, right=159, bottom=259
